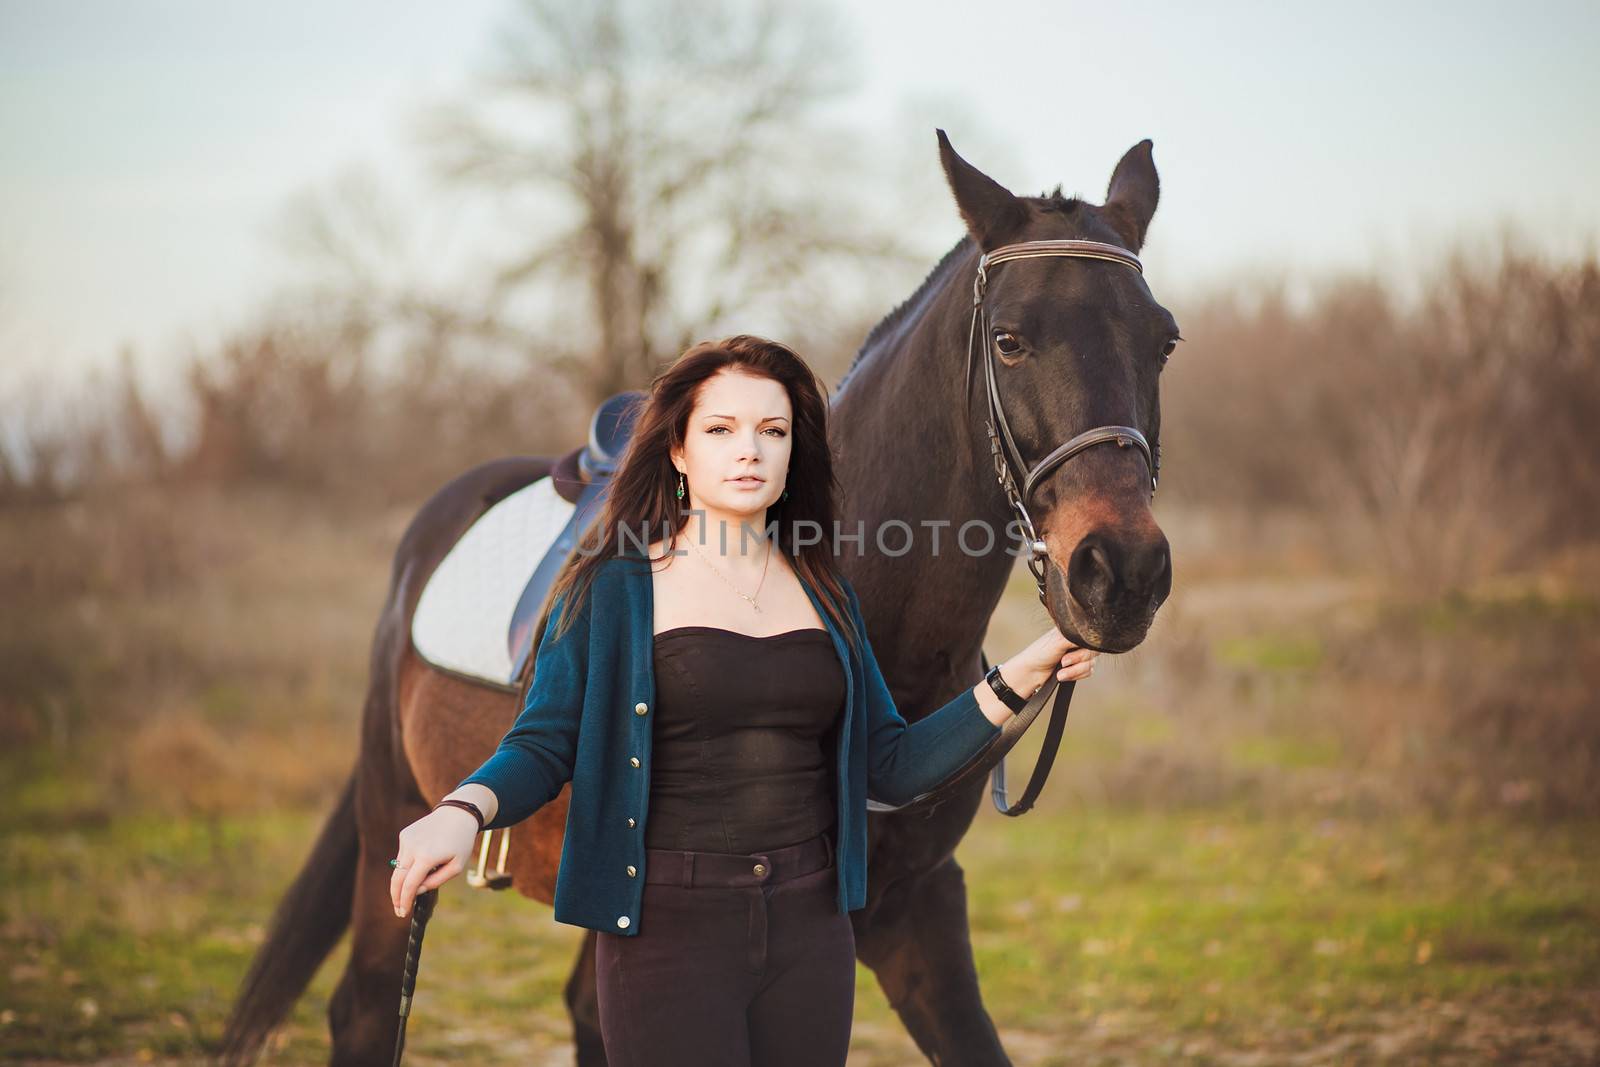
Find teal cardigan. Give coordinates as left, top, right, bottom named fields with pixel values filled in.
left=457, top=546, right=1002, bottom=936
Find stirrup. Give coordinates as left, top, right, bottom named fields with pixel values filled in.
left=465, top=829, right=514, bottom=889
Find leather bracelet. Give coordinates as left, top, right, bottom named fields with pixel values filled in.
left=433, top=798, right=486, bottom=831
left=984, top=663, right=1031, bottom=714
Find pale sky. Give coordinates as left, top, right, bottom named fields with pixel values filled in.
left=2, top=0, right=1597, bottom=400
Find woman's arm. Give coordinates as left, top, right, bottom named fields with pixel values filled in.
left=845, top=580, right=1091, bottom=806
left=972, top=656, right=1048, bottom=727
left=454, top=587, right=593, bottom=830
left=440, top=782, right=500, bottom=828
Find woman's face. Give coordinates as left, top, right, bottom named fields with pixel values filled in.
left=671, top=368, right=793, bottom=522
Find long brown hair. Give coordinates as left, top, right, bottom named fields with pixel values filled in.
left=542, top=334, right=861, bottom=653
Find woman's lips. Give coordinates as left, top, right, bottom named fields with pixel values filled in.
left=729, top=477, right=765, bottom=488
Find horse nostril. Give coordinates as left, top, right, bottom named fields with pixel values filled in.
left=1067, top=535, right=1116, bottom=605
left=1127, top=537, right=1172, bottom=600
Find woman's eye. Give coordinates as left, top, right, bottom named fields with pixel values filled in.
left=707, top=426, right=786, bottom=437
left=993, top=331, right=1023, bottom=356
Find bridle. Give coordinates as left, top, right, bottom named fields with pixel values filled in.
left=964, top=238, right=1159, bottom=602
left=868, top=237, right=1161, bottom=819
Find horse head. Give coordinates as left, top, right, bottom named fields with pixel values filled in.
left=938, top=131, right=1177, bottom=653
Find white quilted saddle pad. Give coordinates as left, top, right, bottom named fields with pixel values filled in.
left=411, top=475, right=575, bottom=686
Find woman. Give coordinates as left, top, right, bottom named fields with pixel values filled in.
left=390, top=335, right=1098, bottom=1065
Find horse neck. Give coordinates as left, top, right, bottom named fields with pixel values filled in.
left=829, top=243, right=1018, bottom=678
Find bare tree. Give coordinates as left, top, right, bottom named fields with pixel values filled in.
left=418, top=0, right=913, bottom=402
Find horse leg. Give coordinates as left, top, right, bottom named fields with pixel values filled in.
left=564, top=931, right=609, bottom=1066
left=854, top=856, right=1010, bottom=1066
left=326, top=778, right=427, bottom=1066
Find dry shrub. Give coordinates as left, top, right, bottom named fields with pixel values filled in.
left=1053, top=554, right=1599, bottom=819
left=0, top=486, right=203, bottom=751
left=0, top=478, right=376, bottom=761
left=1319, top=587, right=1600, bottom=817
left=119, top=711, right=243, bottom=818
left=1, top=297, right=585, bottom=510
left=110, top=709, right=351, bottom=818
left=1163, top=232, right=1600, bottom=592
left=175, top=303, right=583, bottom=504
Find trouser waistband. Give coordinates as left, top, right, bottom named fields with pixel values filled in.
left=643, top=831, right=834, bottom=888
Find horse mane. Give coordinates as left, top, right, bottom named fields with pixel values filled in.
left=849, top=236, right=973, bottom=371
left=837, top=188, right=1086, bottom=394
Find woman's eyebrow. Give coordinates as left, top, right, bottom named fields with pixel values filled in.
left=703, top=414, right=790, bottom=423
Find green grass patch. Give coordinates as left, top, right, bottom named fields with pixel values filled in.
left=3, top=804, right=1595, bottom=1063
left=1411, top=587, right=1600, bottom=636
left=955, top=810, right=1600, bottom=1052
left=1227, top=734, right=1343, bottom=770
left=1215, top=632, right=1323, bottom=671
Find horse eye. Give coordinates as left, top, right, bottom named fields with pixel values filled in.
left=1160, top=338, right=1179, bottom=362
left=993, top=331, right=1023, bottom=356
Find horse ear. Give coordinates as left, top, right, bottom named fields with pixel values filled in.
left=937, top=129, right=1027, bottom=251
left=1101, top=139, right=1159, bottom=252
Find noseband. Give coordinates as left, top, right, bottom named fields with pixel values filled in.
left=963, top=238, right=1158, bottom=601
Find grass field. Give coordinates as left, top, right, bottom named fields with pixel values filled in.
left=4, top=796, right=1596, bottom=1064
left=2, top=488, right=1597, bottom=1064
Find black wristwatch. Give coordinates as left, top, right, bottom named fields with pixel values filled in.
left=984, top=663, right=1030, bottom=714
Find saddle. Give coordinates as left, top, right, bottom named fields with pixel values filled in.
left=505, top=391, right=641, bottom=679
left=409, top=391, right=645, bottom=690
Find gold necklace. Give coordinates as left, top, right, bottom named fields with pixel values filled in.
left=686, top=531, right=773, bottom=613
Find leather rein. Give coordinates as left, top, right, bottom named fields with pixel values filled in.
left=867, top=238, right=1157, bottom=818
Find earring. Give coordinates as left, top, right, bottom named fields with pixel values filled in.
left=781, top=489, right=789, bottom=501
left=676, top=471, right=685, bottom=500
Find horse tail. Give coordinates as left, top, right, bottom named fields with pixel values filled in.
left=219, top=769, right=359, bottom=1065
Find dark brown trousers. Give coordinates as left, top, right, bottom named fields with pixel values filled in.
left=595, top=831, right=856, bottom=1066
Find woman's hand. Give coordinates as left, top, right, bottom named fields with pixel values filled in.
left=390, top=807, right=479, bottom=918
left=1003, top=628, right=1099, bottom=699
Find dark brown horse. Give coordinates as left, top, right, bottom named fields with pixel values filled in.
left=221, top=131, right=1174, bottom=1065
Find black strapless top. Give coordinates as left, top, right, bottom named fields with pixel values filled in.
left=645, top=626, right=845, bottom=853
